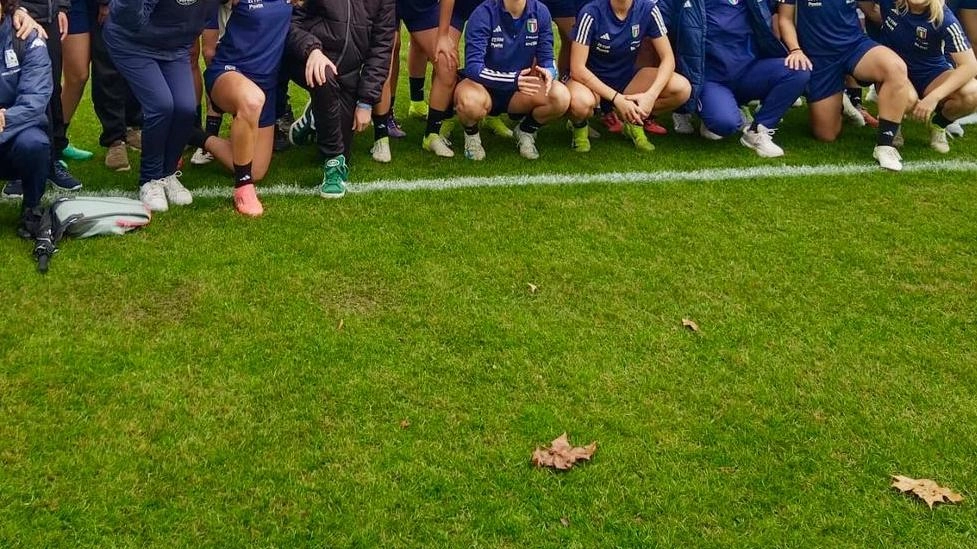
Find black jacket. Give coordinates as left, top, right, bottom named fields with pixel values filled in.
left=20, top=0, right=70, bottom=24
left=287, top=0, right=395, bottom=105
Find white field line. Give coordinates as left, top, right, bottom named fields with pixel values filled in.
left=51, top=160, right=977, bottom=199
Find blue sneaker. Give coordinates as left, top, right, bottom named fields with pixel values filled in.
left=49, top=162, right=82, bottom=191
left=2, top=180, right=23, bottom=199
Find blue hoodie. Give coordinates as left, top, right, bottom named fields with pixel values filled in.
left=104, top=0, right=221, bottom=61
left=0, top=19, right=52, bottom=146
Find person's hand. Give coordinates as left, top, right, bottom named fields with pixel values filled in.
left=628, top=91, right=658, bottom=123
left=435, top=34, right=458, bottom=70
left=517, top=68, right=542, bottom=96
left=58, top=11, right=68, bottom=40
left=785, top=49, right=812, bottom=71
left=97, top=4, right=109, bottom=25
left=538, top=65, right=554, bottom=96
left=912, top=96, right=938, bottom=122
left=613, top=94, right=645, bottom=125
left=13, top=8, right=47, bottom=40
left=0, top=109, right=7, bottom=133
left=352, top=104, right=371, bottom=132
left=305, top=49, right=337, bottom=88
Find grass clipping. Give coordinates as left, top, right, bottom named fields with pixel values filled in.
left=891, top=475, right=964, bottom=508
left=532, top=433, right=597, bottom=470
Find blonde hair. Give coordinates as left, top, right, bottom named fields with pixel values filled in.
left=895, top=0, right=946, bottom=28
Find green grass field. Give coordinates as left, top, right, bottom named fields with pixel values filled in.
left=2, top=60, right=977, bottom=546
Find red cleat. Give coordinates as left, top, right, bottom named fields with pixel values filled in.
left=859, top=108, right=879, bottom=128
left=600, top=111, right=623, bottom=133
left=643, top=117, right=668, bottom=135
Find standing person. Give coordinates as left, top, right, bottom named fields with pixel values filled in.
left=565, top=0, right=690, bottom=153
left=59, top=0, right=93, bottom=161
left=867, top=0, right=977, bottom=152
left=659, top=0, right=810, bottom=157
left=103, top=0, right=219, bottom=211
left=777, top=0, right=916, bottom=171
left=90, top=0, right=142, bottom=173
left=286, top=0, right=395, bottom=198
left=454, top=0, right=570, bottom=160
left=0, top=5, right=52, bottom=233
left=20, top=0, right=84, bottom=190
left=187, top=0, right=292, bottom=216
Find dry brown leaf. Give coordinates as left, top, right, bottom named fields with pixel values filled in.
left=531, top=433, right=597, bottom=470
left=560, top=517, right=570, bottom=527
left=399, top=419, right=410, bottom=429
left=527, top=283, right=539, bottom=294
left=337, top=318, right=345, bottom=331
left=891, top=475, right=964, bottom=508
left=682, top=318, right=700, bottom=332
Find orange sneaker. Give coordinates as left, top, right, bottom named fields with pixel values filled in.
left=643, top=117, right=668, bottom=135
left=234, top=184, right=264, bottom=217
left=858, top=107, right=879, bottom=128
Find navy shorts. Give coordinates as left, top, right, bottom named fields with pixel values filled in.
left=541, top=0, right=579, bottom=18
left=204, top=68, right=278, bottom=128
left=205, top=12, right=220, bottom=31
left=487, top=87, right=517, bottom=117
left=399, top=2, right=440, bottom=32
left=910, top=65, right=952, bottom=97
left=68, top=0, right=93, bottom=35
left=806, top=36, right=878, bottom=102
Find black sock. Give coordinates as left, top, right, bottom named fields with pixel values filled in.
left=749, top=121, right=759, bottom=132
left=409, top=77, right=425, bottom=102
left=573, top=120, right=588, bottom=129
left=519, top=115, right=543, bottom=134
left=426, top=108, right=447, bottom=135
left=508, top=113, right=526, bottom=122
left=205, top=115, right=221, bottom=137
left=845, top=87, right=863, bottom=110
left=932, top=112, right=952, bottom=128
left=373, top=111, right=390, bottom=141
left=194, top=104, right=202, bottom=129
left=877, top=118, right=900, bottom=146
left=233, top=162, right=253, bottom=188
left=464, top=124, right=479, bottom=136
left=188, top=125, right=209, bottom=149
left=390, top=96, right=397, bottom=117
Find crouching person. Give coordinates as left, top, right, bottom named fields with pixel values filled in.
left=0, top=9, right=52, bottom=236
left=454, top=0, right=569, bottom=160
left=286, top=0, right=395, bottom=199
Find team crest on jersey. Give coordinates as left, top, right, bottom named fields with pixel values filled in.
left=176, top=0, right=198, bottom=5
left=527, top=18, right=538, bottom=33
left=728, top=0, right=740, bottom=4
left=916, top=26, right=927, bottom=40
left=631, top=24, right=640, bottom=38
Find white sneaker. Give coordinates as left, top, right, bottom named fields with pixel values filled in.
left=930, top=126, right=950, bottom=154
left=792, top=97, right=804, bottom=108
left=464, top=132, right=486, bottom=161
left=892, top=128, right=905, bottom=148
left=699, top=123, right=723, bottom=141
left=672, top=112, right=694, bottom=135
left=873, top=145, right=903, bottom=171
left=190, top=148, right=213, bottom=165
left=513, top=126, right=539, bottom=160
left=954, top=112, right=977, bottom=126
left=739, top=106, right=754, bottom=130
left=842, top=93, right=866, bottom=127
left=865, top=85, right=878, bottom=104
left=422, top=133, right=454, bottom=157
left=740, top=124, right=784, bottom=158
left=140, top=179, right=168, bottom=212
left=946, top=121, right=964, bottom=138
left=371, top=137, right=392, bottom=163
left=161, top=171, right=193, bottom=206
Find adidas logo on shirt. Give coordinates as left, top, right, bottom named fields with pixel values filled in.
left=494, top=25, right=502, bottom=32
left=600, top=33, right=611, bottom=40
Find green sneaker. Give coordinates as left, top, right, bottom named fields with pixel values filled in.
left=439, top=117, right=457, bottom=141
left=422, top=133, right=455, bottom=157
left=409, top=100, right=429, bottom=120
left=570, top=123, right=591, bottom=153
left=289, top=100, right=316, bottom=146
left=320, top=155, right=348, bottom=199
left=62, top=144, right=94, bottom=161
left=482, top=115, right=513, bottom=138
left=623, top=123, right=654, bottom=152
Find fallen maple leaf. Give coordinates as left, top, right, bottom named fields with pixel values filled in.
left=531, top=433, right=597, bottom=470
left=682, top=318, right=700, bottom=332
left=891, top=475, right=964, bottom=508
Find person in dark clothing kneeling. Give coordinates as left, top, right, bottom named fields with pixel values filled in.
left=0, top=1, right=53, bottom=235
left=286, top=0, right=395, bottom=198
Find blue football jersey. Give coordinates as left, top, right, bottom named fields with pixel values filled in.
left=212, top=0, right=292, bottom=81
left=779, top=0, right=865, bottom=57
left=705, top=0, right=759, bottom=82
left=878, top=0, right=971, bottom=71
left=464, top=0, right=557, bottom=90
left=572, top=0, right=667, bottom=83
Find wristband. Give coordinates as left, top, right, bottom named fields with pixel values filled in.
left=789, top=48, right=802, bottom=53
left=611, top=92, right=619, bottom=103
left=356, top=101, right=372, bottom=111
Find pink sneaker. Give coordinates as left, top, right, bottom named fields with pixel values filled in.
left=234, top=184, right=264, bottom=217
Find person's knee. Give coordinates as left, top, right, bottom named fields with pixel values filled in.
left=668, top=74, right=692, bottom=103
left=784, top=67, right=812, bottom=87
left=881, top=57, right=910, bottom=86
left=12, top=127, right=51, bottom=159
left=700, top=109, right=741, bottom=137
left=239, top=88, right=266, bottom=122
left=433, top=61, right=458, bottom=86
left=958, top=82, right=977, bottom=111
left=145, top=92, right=176, bottom=122
left=548, top=82, right=571, bottom=113
left=65, top=66, right=90, bottom=87
left=812, top=123, right=841, bottom=142
left=454, top=87, right=489, bottom=120
left=569, top=87, right=596, bottom=119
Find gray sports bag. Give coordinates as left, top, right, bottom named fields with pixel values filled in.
left=51, top=196, right=152, bottom=238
